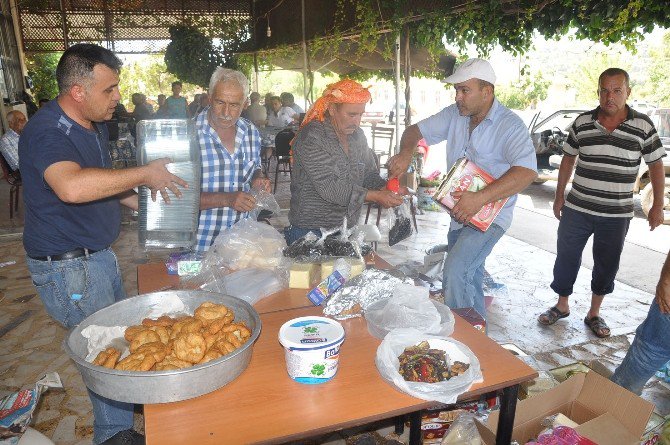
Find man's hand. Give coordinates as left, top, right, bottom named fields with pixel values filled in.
left=451, top=190, right=486, bottom=224
left=252, top=176, right=271, bottom=193
left=648, top=204, right=664, bottom=231
left=656, top=279, right=670, bottom=314
left=145, top=157, right=188, bottom=203
left=387, top=152, right=413, bottom=179
left=368, top=190, right=404, bottom=208
left=229, top=191, right=257, bottom=212
left=553, top=194, right=565, bottom=220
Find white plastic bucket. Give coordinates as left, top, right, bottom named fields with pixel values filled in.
left=278, top=316, right=345, bottom=384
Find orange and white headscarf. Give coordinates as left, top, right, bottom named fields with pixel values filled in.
left=298, top=79, right=371, bottom=132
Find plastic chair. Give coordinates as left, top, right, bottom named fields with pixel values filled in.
left=0, top=154, right=21, bottom=219
left=273, top=129, right=294, bottom=193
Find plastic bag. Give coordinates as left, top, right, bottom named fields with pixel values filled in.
left=283, top=218, right=371, bottom=261
left=388, top=197, right=413, bottom=246
left=249, top=188, right=281, bottom=220
left=365, top=284, right=455, bottom=339
left=221, top=268, right=284, bottom=306
left=375, top=328, right=483, bottom=404
left=526, top=425, right=598, bottom=445
left=441, top=412, right=483, bottom=444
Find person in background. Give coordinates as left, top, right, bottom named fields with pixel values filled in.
left=0, top=110, right=27, bottom=173
left=286, top=79, right=404, bottom=245
left=19, top=43, right=186, bottom=445
left=155, top=93, right=167, bottom=118
left=131, top=93, right=153, bottom=122
left=388, top=58, right=537, bottom=319
left=245, top=92, right=267, bottom=128
left=195, top=67, right=270, bottom=251
left=165, top=81, right=188, bottom=118
left=280, top=92, right=304, bottom=114
left=264, top=92, right=274, bottom=116
left=267, top=96, right=297, bottom=127
left=194, top=93, right=209, bottom=117
left=538, top=68, right=665, bottom=338
left=611, top=247, right=670, bottom=394
left=188, top=93, right=202, bottom=118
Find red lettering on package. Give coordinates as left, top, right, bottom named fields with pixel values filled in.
left=0, top=390, right=32, bottom=419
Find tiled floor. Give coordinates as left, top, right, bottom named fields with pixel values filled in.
left=1, top=171, right=668, bottom=445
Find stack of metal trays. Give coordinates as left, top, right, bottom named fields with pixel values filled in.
left=136, top=119, right=201, bottom=249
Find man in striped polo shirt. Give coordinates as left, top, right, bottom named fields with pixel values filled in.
left=538, top=68, right=666, bottom=338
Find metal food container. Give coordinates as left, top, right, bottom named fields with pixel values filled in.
left=63, top=290, right=261, bottom=404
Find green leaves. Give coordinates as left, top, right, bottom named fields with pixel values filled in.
left=310, top=364, right=326, bottom=376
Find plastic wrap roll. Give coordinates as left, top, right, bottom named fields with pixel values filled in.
left=137, top=119, right=201, bottom=249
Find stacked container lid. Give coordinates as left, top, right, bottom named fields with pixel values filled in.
left=136, top=119, right=201, bottom=249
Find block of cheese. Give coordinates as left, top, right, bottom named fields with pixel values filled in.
left=320, top=258, right=366, bottom=281
left=289, top=263, right=317, bottom=289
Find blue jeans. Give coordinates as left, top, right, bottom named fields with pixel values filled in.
left=443, top=224, right=505, bottom=319
left=26, top=248, right=134, bottom=444
left=610, top=300, right=670, bottom=395
left=284, top=225, right=322, bottom=245
left=551, top=206, right=630, bottom=297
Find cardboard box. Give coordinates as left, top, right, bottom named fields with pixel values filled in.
left=400, top=171, right=418, bottom=191
left=475, top=371, right=654, bottom=445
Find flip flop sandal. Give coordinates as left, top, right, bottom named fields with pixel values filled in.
left=538, top=306, right=570, bottom=325
left=584, top=316, right=611, bottom=338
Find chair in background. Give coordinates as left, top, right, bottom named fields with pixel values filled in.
left=371, top=125, right=394, bottom=167
left=0, top=154, right=21, bottom=219
left=273, top=128, right=295, bottom=193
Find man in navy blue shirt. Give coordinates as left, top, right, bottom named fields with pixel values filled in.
left=19, top=43, right=186, bottom=445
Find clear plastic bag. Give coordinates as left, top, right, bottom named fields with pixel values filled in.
left=441, top=412, right=483, bottom=444
left=283, top=218, right=371, bottom=261
left=375, top=328, right=483, bottom=404
left=388, top=197, right=413, bottom=246
left=249, top=188, right=281, bottom=220
left=365, top=284, right=455, bottom=339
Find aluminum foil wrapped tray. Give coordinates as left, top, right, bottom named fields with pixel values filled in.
left=136, top=119, right=201, bottom=249
left=63, top=290, right=261, bottom=404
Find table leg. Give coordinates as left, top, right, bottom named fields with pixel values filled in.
left=393, top=415, right=405, bottom=435
left=408, top=411, right=422, bottom=445
left=495, top=384, right=519, bottom=445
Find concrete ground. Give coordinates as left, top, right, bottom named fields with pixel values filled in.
left=1, top=162, right=669, bottom=444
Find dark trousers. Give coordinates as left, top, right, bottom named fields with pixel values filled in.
left=551, top=206, right=631, bottom=297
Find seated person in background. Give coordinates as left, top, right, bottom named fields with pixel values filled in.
left=0, top=110, right=27, bottom=174
left=285, top=79, right=404, bottom=245
left=188, top=93, right=202, bottom=118
left=264, top=92, right=274, bottom=116
left=267, top=96, right=297, bottom=127
left=195, top=67, right=270, bottom=251
left=280, top=92, right=304, bottom=114
left=155, top=93, right=167, bottom=117
left=131, top=93, right=154, bottom=122
left=245, top=92, right=267, bottom=127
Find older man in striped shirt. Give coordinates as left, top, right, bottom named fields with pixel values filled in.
left=539, top=68, right=666, bottom=338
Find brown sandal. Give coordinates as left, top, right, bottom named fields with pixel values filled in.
left=538, top=306, right=570, bottom=325
left=584, top=316, right=610, bottom=338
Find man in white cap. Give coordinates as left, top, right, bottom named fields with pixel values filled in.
left=388, top=58, right=537, bottom=319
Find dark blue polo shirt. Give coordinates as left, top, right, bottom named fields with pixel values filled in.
left=19, top=99, right=121, bottom=257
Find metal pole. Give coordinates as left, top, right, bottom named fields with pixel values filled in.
left=394, top=34, right=401, bottom=154
left=301, top=0, right=309, bottom=110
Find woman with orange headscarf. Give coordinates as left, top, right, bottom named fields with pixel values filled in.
left=285, top=79, right=404, bottom=245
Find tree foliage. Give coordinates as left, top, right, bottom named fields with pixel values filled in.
left=26, top=52, right=60, bottom=101
left=164, top=25, right=244, bottom=88
left=497, top=71, right=551, bottom=110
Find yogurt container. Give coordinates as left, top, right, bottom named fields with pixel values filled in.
left=278, top=316, right=345, bottom=384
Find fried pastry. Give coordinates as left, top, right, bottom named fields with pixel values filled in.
left=116, top=352, right=156, bottom=371
left=194, top=301, right=229, bottom=326
left=173, top=332, right=207, bottom=363
left=93, top=347, right=121, bottom=369
left=129, top=329, right=161, bottom=353
left=134, top=341, right=168, bottom=362
left=142, top=315, right=177, bottom=327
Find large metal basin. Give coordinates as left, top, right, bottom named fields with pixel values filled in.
left=63, top=290, right=261, bottom=404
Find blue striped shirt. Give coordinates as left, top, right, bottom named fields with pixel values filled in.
left=195, top=109, right=262, bottom=251
left=0, top=129, right=20, bottom=171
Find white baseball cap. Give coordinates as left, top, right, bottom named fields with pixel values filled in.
left=444, top=58, right=496, bottom=85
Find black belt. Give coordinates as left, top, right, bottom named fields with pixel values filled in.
left=30, top=247, right=105, bottom=262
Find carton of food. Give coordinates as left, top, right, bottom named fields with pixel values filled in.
left=432, top=157, right=508, bottom=232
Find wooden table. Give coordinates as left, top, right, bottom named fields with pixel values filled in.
left=143, top=308, right=536, bottom=445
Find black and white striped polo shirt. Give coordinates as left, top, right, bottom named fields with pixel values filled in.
left=563, top=106, right=665, bottom=217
